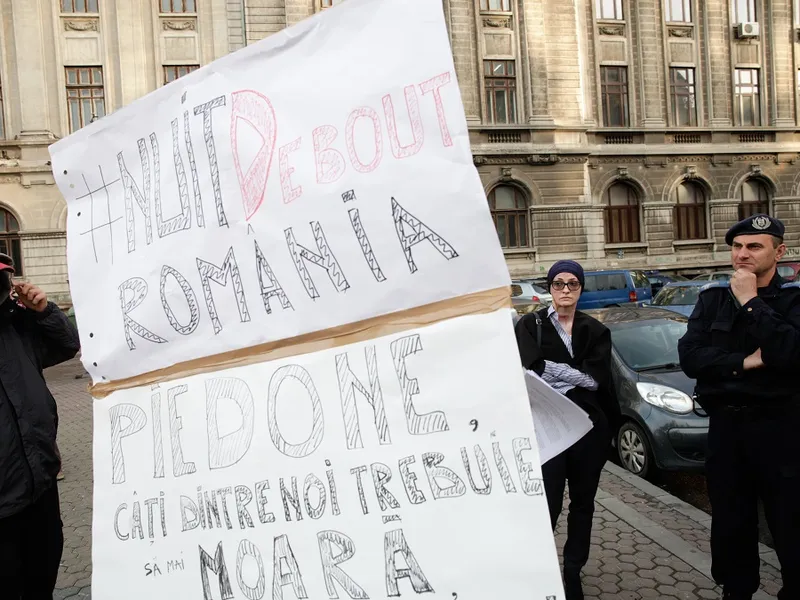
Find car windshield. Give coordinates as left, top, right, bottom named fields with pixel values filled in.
left=652, top=285, right=701, bottom=306
left=608, top=319, right=688, bottom=371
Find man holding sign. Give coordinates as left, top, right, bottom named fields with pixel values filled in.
left=0, top=252, right=81, bottom=599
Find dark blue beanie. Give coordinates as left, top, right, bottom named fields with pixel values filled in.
left=547, top=260, right=585, bottom=288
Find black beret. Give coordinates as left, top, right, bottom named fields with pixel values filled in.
left=725, top=213, right=785, bottom=246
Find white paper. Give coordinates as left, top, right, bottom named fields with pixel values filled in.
left=523, top=370, right=594, bottom=465
left=48, top=0, right=508, bottom=384
left=91, top=311, right=564, bottom=599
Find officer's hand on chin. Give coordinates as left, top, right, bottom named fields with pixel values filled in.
left=743, top=348, right=764, bottom=371
left=731, top=269, right=758, bottom=306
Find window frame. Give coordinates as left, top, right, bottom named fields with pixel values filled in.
left=734, top=68, right=761, bottom=126
left=732, top=0, right=757, bottom=23
left=665, top=0, right=692, bottom=23
left=61, top=0, right=99, bottom=12
left=484, top=60, right=518, bottom=125
left=65, top=66, right=106, bottom=133
left=672, top=181, right=707, bottom=241
left=480, top=0, right=512, bottom=11
left=163, top=65, right=200, bottom=85
left=670, top=67, right=697, bottom=127
left=595, top=0, right=624, bottom=20
left=160, top=0, right=196, bottom=13
left=737, top=178, right=770, bottom=220
left=600, top=66, right=630, bottom=127
left=0, top=208, right=23, bottom=277
left=488, top=185, right=530, bottom=249
left=604, top=182, right=641, bottom=244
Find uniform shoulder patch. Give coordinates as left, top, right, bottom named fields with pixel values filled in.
left=699, top=281, right=729, bottom=293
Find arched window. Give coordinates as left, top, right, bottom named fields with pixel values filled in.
left=488, top=185, right=529, bottom=248
left=0, top=208, right=21, bottom=276
left=738, top=178, right=770, bottom=219
left=673, top=181, right=707, bottom=240
left=604, top=182, right=640, bottom=244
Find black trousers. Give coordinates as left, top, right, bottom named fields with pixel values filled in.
left=706, top=405, right=800, bottom=599
left=542, top=408, right=610, bottom=573
left=0, top=485, right=64, bottom=600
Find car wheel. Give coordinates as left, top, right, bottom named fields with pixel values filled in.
left=617, top=421, right=653, bottom=478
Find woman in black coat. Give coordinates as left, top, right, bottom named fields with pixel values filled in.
left=515, top=260, right=620, bottom=600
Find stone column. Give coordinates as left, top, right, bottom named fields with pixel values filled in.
left=632, top=0, right=666, bottom=127
left=767, top=0, right=794, bottom=126
left=520, top=0, right=552, bottom=124
left=642, top=203, right=675, bottom=255
left=448, top=0, right=481, bottom=124
left=9, top=0, right=56, bottom=139
left=704, top=0, right=732, bottom=127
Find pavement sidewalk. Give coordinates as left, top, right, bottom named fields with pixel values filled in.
left=46, top=358, right=784, bottom=600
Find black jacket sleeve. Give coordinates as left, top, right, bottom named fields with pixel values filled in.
left=678, top=293, right=747, bottom=381
left=24, top=302, right=81, bottom=370
left=514, top=313, right=545, bottom=374
left=579, top=324, right=621, bottom=425
left=740, top=292, right=800, bottom=369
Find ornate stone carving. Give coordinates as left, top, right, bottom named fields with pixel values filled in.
left=750, top=163, right=763, bottom=176
left=162, top=20, right=196, bottom=31
left=598, top=25, right=624, bottom=36
left=668, top=27, right=693, bottom=38
left=482, top=16, right=511, bottom=29
left=501, top=167, right=514, bottom=179
left=670, top=155, right=711, bottom=163
left=617, top=167, right=630, bottom=179
left=64, top=19, right=98, bottom=32
left=685, top=166, right=698, bottom=180
left=526, top=154, right=559, bottom=165
left=0, top=175, right=20, bottom=184
left=473, top=155, right=487, bottom=166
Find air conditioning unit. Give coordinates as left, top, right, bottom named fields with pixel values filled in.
left=737, top=22, right=760, bottom=38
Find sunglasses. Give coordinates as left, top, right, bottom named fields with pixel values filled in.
left=551, top=280, right=581, bottom=291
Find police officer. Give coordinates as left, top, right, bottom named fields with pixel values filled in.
left=678, top=214, right=800, bottom=600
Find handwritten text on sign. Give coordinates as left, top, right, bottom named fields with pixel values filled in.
left=49, top=0, right=508, bottom=384
left=91, top=312, right=564, bottom=599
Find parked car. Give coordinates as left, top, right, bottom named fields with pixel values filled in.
left=577, top=270, right=653, bottom=310
left=645, top=273, right=688, bottom=297
left=649, top=281, right=708, bottom=317
left=511, top=281, right=551, bottom=311
left=777, top=261, right=800, bottom=281
left=585, top=306, right=708, bottom=478
left=692, top=271, right=734, bottom=282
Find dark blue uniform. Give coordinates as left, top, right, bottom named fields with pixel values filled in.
left=678, top=274, right=800, bottom=599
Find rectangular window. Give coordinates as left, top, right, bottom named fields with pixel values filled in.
left=735, top=68, right=760, bottom=126
left=65, top=67, right=106, bottom=133
left=665, top=0, right=692, bottom=22
left=596, top=0, right=624, bottom=20
left=601, top=66, right=629, bottom=127
left=160, top=0, right=195, bottom=13
left=319, top=0, right=344, bottom=7
left=480, top=0, right=511, bottom=10
left=670, top=68, right=697, bottom=126
left=164, top=65, right=199, bottom=84
left=61, top=0, right=99, bottom=12
left=732, top=0, right=756, bottom=23
left=484, top=60, right=517, bottom=124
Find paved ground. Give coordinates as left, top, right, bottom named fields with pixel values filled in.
left=47, top=358, right=784, bottom=600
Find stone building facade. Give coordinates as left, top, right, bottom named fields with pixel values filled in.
left=2, top=0, right=800, bottom=305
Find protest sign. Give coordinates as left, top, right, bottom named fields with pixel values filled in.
left=92, top=310, right=564, bottom=599
left=49, top=0, right=508, bottom=387
left=51, top=0, right=566, bottom=597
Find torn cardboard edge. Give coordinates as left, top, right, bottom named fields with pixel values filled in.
left=89, top=286, right=513, bottom=399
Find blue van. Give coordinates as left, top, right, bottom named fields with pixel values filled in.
left=577, top=270, right=653, bottom=309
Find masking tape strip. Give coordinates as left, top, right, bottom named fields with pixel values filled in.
left=89, top=286, right=512, bottom=399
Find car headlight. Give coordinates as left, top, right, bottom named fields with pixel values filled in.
left=636, top=383, right=693, bottom=414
